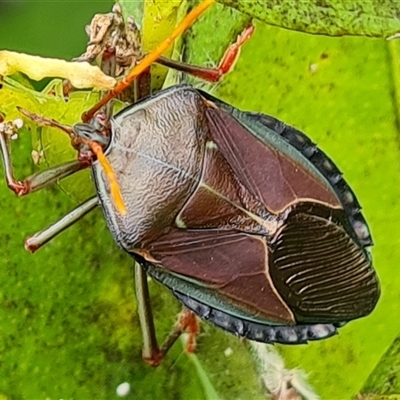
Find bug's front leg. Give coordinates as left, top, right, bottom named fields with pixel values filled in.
left=25, top=196, right=98, bottom=252
left=0, top=116, right=88, bottom=196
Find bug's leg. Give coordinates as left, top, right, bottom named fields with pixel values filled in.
left=154, top=308, right=199, bottom=362
left=0, top=130, right=86, bottom=195
left=82, top=0, right=215, bottom=122
left=135, top=264, right=199, bottom=366
left=0, top=112, right=89, bottom=195
left=174, top=308, right=199, bottom=353
left=25, top=196, right=98, bottom=252
left=135, top=263, right=161, bottom=365
left=3, top=158, right=87, bottom=196
left=18, top=106, right=73, bottom=135
left=156, top=24, right=254, bottom=83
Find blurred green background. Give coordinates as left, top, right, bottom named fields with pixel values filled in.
left=1, top=1, right=400, bottom=400
left=0, top=1, right=113, bottom=58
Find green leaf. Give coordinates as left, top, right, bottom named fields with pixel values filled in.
left=362, top=335, right=400, bottom=395
left=187, top=16, right=400, bottom=400
left=218, top=0, right=400, bottom=37
left=167, top=2, right=400, bottom=396
left=0, top=77, right=97, bottom=201
left=356, top=396, right=400, bottom=400
left=1, top=1, right=400, bottom=399
left=181, top=337, right=222, bottom=400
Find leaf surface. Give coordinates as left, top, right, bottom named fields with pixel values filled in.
left=219, top=0, right=400, bottom=37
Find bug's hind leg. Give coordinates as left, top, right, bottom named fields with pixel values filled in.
left=135, top=263, right=199, bottom=366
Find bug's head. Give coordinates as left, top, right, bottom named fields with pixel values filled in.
left=71, top=115, right=127, bottom=215
left=72, top=114, right=111, bottom=158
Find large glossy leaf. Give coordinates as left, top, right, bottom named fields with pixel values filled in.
left=1, top=1, right=400, bottom=399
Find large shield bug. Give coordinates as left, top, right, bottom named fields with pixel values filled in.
left=0, top=0, right=379, bottom=367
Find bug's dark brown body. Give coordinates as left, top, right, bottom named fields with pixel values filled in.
left=92, top=84, right=379, bottom=343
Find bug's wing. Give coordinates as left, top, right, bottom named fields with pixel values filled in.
left=147, top=228, right=296, bottom=325
left=238, top=111, right=374, bottom=247
left=146, top=205, right=377, bottom=326
left=142, top=92, right=379, bottom=326
left=268, top=202, right=378, bottom=322
left=202, top=99, right=379, bottom=320
left=201, top=90, right=373, bottom=247
left=204, top=105, right=342, bottom=215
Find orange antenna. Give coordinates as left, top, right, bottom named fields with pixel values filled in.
left=81, top=0, right=215, bottom=214
left=89, top=141, right=127, bottom=215
left=82, top=0, right=215, bottom=122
